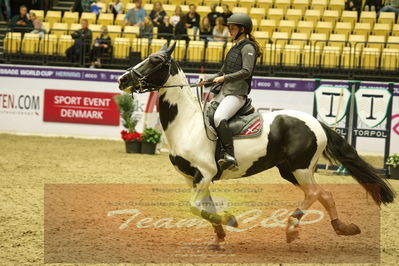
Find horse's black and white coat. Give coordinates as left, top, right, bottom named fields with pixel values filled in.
left=118, top=43, right=395, bottom=246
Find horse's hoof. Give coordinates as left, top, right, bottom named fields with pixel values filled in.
left=286, top=229, right=299, bottom=243
left=208, top=241, right=225, bottom=251
left=331, top=219, right=361, bottom=236
left=348, top=223, right=361, bottom=235
left=286, top=216, right=300, bottom=243
left=213, top=225, right=226, bottom=240
left=223, top=212, right=238, bottom=227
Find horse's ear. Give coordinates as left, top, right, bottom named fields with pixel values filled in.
left=165, top=41, right=177, bottom=57
left=160, top=42, right=168, bottom=52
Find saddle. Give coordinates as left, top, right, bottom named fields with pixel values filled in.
left=204, top=97, right=263, bottom=139
left=205, top=97, right=263, bottom=180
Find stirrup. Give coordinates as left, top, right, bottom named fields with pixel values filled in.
left=218, top=154, right=238, bottom=171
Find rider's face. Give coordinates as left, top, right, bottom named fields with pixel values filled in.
left=228, top=24, right=240, bottom=41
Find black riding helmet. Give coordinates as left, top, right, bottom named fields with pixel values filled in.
left=227, top=13, right=253, bottom=34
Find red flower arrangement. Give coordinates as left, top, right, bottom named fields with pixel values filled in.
left=121, top=130, right=142, bottom=142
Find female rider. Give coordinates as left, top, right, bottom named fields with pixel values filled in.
left=199, top=13, right=262, bottom=171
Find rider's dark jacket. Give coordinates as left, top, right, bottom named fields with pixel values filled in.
left=207, top=39, right=257, bottom=96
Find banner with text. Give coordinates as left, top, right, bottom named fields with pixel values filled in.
left=0, top=64, right=398, bottom=153
left=43, top=89, right=120, bottom=126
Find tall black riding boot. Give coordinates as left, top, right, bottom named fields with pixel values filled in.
left=216, top=119, right=238, bottom=171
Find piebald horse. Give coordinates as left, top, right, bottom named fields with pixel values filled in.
left=118, top=43, right=395, bottom=248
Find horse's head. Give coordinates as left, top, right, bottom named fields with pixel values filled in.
left=118, top=42, right=177, bottom=94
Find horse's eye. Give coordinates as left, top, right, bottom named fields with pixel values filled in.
left=120, top=76, right=128, bottom=83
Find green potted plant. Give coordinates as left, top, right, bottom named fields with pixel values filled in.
left=387, top=154, right=399, bottom=179
left=114, top=93, right=141, bottom=153
left=141, top=128, right=162, bottom=154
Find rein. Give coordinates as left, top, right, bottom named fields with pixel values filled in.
left=195, top=83, right=218, bottom=142
left=125, top=53, right=217, bottom=142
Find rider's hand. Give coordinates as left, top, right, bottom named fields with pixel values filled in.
left=213, top=76, right=225, bottom=83
left=197, top=79, right=208, bottom=86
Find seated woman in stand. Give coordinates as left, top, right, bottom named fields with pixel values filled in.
left=139, top=16, right=154, bottom=39
left=174, top=13, right=189, bottom=42
left=158, top=16, right=174, bottom=41
left=170, top=5, right=183, bottom=27
left=149, top=1, right=166, bottom=27
left=29, top=12, right=46, bottom=38
left=90, top=25, right=111, bottom=68
left=211, top=17, right=229, bottom=42
left=199, top=16, right=212, bottom=41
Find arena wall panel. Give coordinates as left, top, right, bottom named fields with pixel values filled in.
left=0, top=64, right=398, bottom=154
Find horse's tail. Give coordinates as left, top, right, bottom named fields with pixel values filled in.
left=320, top=122, right=396, bottom=205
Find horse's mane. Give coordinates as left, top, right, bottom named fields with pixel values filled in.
left=168, top=58, right=201, bottom=110
left=170, top=58, right=181, bottom=76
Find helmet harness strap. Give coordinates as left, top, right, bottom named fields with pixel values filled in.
left=234, top=26, right=246, bottom=41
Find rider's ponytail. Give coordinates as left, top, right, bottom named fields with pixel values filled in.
left=247, top=32, right=263, bottom=58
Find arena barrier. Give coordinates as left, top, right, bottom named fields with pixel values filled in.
left=313, top=80, right=394, bottom=173
left=0, top=64, right=398, bottom=155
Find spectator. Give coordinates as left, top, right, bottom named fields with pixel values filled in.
left=221, top=4, right=232, bottom=25
left=207, top=4, right=221, bottom=27
left=199, top=16, right=212, bottom=41
left=9, top=5, right=33, bottom=34
left=364, top=0, right=382, bottom=11
left=72, top=0, right=97, bottom=13
left=0, top=0, right=11, bottom=21
left=174, top=14, right=189, bottom=41
left=378, top=0, right=399, bottom=19
left=158, top=16, right=173, bottom=40
left=139, top=16, right=153, bottom=38
left=124, top=0, right=146, bottom=26
left=90, top=25, right=111, bottom=68
left=109, top=0, right=123, bottom=19
left=186, top=4, right=200, bottom=36
left=66, top=19, right=92, bottom=62
left=149, top=1, right=166, bottom=27
left=345, top=0, right=362, bottom=13
left=170, top=5, right=182, bottom=27
left=212, top=17, right=228, bottom=42
left=90, top=1, right=102, bottom=16
left=29, top=12, right=45, bottom=38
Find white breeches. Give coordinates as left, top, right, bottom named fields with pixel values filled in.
left=213, top=94, right=246, bottom=127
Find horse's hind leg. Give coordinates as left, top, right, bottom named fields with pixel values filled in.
left=277, top=164, right=311, bottom=243
left=278, top=166, right=332, bottom=243
left=283, top=169, right=322, bottom=243
left=286, top=168, right=360, bottom=242
left=318, top=187, right=361, bottom=236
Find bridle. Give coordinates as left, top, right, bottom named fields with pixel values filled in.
left=123, top=53, right=217, bottom=141
left=126, top=53, right=172, bottom=93
left=125, top=53, right=208, bottom=93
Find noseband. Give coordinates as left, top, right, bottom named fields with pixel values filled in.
left=127, top=53, right=171, bottom=93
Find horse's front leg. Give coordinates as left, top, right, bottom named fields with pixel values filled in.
left=189, top=171, right=237, bottom=248
left=199, top=190, right=227, bottom=250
